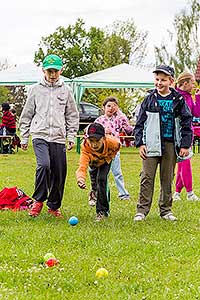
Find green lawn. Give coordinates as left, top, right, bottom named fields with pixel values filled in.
left=0, top=145, right=200, bottom=299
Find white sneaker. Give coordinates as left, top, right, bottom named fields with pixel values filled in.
left=133, top=213, right=145, bottom=221
left=161, top=213, right=177, bottom=221
left=173, top=192, right=181, bottom=201
left=187, top=192, right=199, bottom=201
left=119, top=195, right=130, bottom=200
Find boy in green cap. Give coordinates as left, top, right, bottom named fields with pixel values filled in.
left=19, top=54, right=79, bottom=218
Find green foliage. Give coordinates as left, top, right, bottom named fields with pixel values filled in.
left=7, top=86, right=27, bottom=119
left=1, top=146, right=200, bottom=299
left=106, top=19, right=148, bottom=67
left=155, top=0, right=200, bottom=76
left=34, top=18, right=148, bottom=78
left=82, top=88, right=146, bottom=118
left=0, top=86, right=10, bottom=104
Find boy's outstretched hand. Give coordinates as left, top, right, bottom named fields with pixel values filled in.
left=77, top=179, right=86, bottom=189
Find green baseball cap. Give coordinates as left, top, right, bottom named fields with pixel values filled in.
left=42, top=54, right=63, bottom=70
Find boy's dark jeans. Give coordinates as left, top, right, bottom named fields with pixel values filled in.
left=89, top=162, right=111, bottom=215
left=137, top=142, right=176, bottom=217
left=32, top=138, right=67, bottom=210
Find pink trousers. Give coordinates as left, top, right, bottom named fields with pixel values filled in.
left=175, top=158, right=192, bottom=193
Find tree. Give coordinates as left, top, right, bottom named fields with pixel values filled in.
left=34, top=18, right=148, bottom=78
left=0, top=86, right=10, bottom=104
left=34, top=19, right=148, bottom=116
left=8, top=86, right=27, bottom=118
left=105, top=19, right=148, bottom=67
left=34, top=19, right=105, bottom=78
left=0, top=58, right=14, bottom=71
left=0, top=58, right=16, bottom=107
left=154, top=0, right=200, bottom=75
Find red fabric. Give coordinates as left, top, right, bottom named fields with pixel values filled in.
left=0, top=187, right=32, bottom=210
left=0, top=111, right=16, bottom=129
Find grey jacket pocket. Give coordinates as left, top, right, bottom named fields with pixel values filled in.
left=145, top=111, right=162, bottom=156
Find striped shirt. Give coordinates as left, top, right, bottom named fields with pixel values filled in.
left=1, top=111, right=16, bottom=129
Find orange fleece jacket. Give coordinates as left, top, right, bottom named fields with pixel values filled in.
left=76, top=135, right=120, bottom=182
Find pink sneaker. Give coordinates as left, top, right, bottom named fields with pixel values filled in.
left=48, top=208, right=63, bottom=218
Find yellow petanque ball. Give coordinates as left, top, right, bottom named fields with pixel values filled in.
left=96, top=268, right=109, bottom=278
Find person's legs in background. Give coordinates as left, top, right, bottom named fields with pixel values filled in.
left=111, top=152, right=130, bottom=200
left=173, top=159, right=199, bottom=201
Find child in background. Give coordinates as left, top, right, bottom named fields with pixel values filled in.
left=173, top=71, right=200, bottom=201
left=76, top=123, right=120, bottom=221
left=0, top=103, right=16, bottom=135
left=88, top=96, right=134, bottom=206
left=134, top=65, right=192, bottom=221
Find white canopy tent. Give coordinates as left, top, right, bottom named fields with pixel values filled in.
left=0, top=63, right=70, bottom=85
left=72, top=63, right=154, bottom=103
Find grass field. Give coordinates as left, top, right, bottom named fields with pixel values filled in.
left=0, top=145, right=200, bottom=299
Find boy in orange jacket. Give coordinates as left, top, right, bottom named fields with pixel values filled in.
left=76, top=123, right=120, bottom=221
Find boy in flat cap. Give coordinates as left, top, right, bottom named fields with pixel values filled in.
left=134, top=65, right=192, bottom=221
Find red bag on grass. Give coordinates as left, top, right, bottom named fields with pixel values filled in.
left=0, top=187, right=33, bottom=210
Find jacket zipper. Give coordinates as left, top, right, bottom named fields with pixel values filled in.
left=49, top=86, right=53, bottom=140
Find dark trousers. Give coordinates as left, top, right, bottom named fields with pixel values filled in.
left=137, top=142, right=176, bottom=217
left=89, top=162, right=111, bottom=215
left=32, top=138, right=67, bottom=210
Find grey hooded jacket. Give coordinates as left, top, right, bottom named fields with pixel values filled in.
left=19, top=77, right=79, bottom=145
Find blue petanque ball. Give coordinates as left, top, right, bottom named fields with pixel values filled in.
left=68, top=216, right=79, bottom=226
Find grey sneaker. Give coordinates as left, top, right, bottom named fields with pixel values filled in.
left=187, top=192, right=199, bottom=201
left=161, top=213, right=177, bottom=221
left=88, top=190, right=97, bottom=207
left=133, top=213, right=145, bottom=221
left=173, top=192, right=181, bottom=201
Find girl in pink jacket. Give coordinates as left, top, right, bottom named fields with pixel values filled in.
left=173, top=71, right=200, bottom=201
